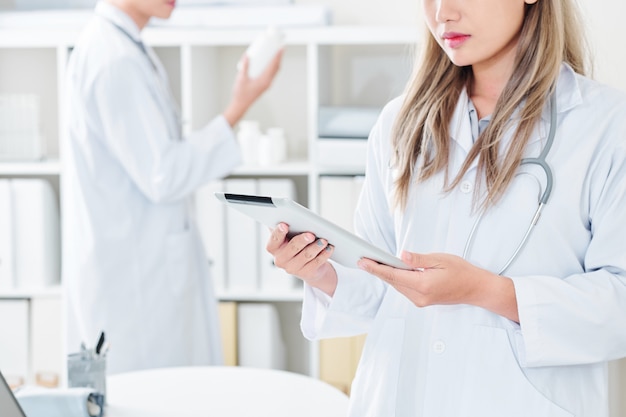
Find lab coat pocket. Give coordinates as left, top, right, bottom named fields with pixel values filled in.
left=458, top=325, right=573, bottom=417
left=349, top=318, right=405, bottom=417
left=165, top=229, right=195, bottom=295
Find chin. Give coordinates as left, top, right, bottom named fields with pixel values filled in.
left=445, top=53, right=472, bottom=68
left=155, top=9, right=174, bottom=19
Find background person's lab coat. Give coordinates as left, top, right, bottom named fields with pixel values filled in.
left=302, top=65, right=626, bottom=416
left=62, top=2, right=241, bottom=374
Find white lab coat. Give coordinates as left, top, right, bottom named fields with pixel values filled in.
left=302, top=64, right=626, bottom=416
left=62, top=2, right=241, bottom=374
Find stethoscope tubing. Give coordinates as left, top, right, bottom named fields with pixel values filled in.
left=463, top=92, right=556, bottom=275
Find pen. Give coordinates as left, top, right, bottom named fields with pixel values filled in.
left=95, top=332, right=105, bottom=356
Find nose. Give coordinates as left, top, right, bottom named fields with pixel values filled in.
left=435, top=0, right=460, bottom=23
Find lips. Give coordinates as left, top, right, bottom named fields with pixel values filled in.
left=442, top=32, right=470, bottom=48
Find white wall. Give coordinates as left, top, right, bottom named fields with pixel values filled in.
left=576, top=0, right=626, bottom=91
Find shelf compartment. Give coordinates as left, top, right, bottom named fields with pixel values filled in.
left=0, top=48, right=60, bottom=160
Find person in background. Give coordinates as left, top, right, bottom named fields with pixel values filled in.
left=63, top=0, right=282, bottom=374
left=267, top=0, right=626, bottom=415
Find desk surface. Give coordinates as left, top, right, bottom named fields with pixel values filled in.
left=105, top=366, right=349, bottom=417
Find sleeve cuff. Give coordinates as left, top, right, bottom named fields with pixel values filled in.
left=301, top=261, right=385, bottom=340
left=189, top=115, right=239, bottom=155
left=510, top=275, right=542, bottom=366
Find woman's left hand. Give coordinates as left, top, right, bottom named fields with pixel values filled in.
left=357, top=251, right=520, bottom=322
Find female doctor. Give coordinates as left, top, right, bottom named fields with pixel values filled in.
left=63, top=0, right=282, bottom=373
left=267, top=0, right=626, bottom=415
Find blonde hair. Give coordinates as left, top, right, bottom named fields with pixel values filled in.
left=391, top=0, right=589, bottom=210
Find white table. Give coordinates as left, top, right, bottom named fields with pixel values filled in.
left=105, top=366, right=349, bottom=417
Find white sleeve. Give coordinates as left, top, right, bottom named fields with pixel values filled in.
left=512, top=144, right=626, bottom=367
left=301, top=261, right=387, bottom=340
left=300, top=102, right=400, bottom=340
left=91, top=56, right=241, bottom=203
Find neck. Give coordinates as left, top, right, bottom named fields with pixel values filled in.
left=469, top=31, right=522, bottom=118
left=470, top=72, right=507, bottom=118
left=470, top=52, right=517, bottom=119
left=106, top=0, right=149, bottom=30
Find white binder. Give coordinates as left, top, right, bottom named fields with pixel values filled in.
left=224, top=179, right=259, bottom=292
left=257, top=179, right=298, bottom=292
left=11, top=179, right=60, bottom=288
left=0, top=300, right=30, bottom=385
left=0, top=180, right=14, bottom=290
left=319, top=175, right=365, bottom=233
left=237, top=303, right=286, bottom=370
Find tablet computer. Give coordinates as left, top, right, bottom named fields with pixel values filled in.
left=214, top=192, right=411, bottom=270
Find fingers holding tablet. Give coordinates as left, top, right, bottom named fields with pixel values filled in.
left=267, top=223, right=335, bottom=283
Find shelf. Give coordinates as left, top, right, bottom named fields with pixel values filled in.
left=217, top=290, right=303, bottom=302
left=0, top=160, right=61, bottom=175
left=144, top=26, right=419, bottom=46
left=230, top=160, right=311, bottom=176
left=318, top=165, right=365, bottom=176
left=0, top=285, right=62, bottom=299
left=0, top=20, right=413, bottom=382
left=0, top=25, right=418, bottom=49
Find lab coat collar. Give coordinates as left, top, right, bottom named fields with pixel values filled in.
left=95, top=1, right=143, bottom=43
left=450, top=63, right=583, bottom=155
left=544, top=63, right=583, bottom=122
left=449, top=88, right=474, bottom=155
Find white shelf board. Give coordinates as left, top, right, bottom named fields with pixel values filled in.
left=317, top=165, right=365, bottom=176
left=230, top=159, right=310, bottom=176
left=144, top=26, right=419, bottom=46
left=0, top=160, right=61, bottom=175
left=217, top=290, right=303, bottom=302
left=0, top=28, right=79, bottom=47
left=0, top=6, right=418, bottom=45
left=0, top=24, right=418, bottom=48
left=0, top=285, right=62, bottom=299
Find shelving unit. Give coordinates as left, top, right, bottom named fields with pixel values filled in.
left=0, top=20, right=417, bottom=386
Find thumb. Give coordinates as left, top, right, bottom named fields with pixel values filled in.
left=401, top=250, right=429, bottom=269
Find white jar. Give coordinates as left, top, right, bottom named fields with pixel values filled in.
left=237, top=120, right=261, bottom=166
left=258, top=134, right=274, bottom=166
left=267, top=127, right=287, bottom=163
left=241, top=26, right=285, bottom=79
left=258, top=128, right=287, bottom=166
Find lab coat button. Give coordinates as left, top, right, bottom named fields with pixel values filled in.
left=432, top=340, right=446, bottom=354
left=460, top=181, right=473, bottom=194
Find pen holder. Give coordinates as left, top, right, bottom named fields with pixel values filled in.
left=67, top=352, right=107, bottom=404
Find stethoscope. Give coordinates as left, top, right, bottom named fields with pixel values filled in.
left=462, top=92, right=556, bottom=275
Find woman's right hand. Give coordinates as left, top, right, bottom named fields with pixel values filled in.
left=266, top=223, right=338, bottom=296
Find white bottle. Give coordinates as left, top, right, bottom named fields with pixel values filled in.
left=268, top=127, right=287, bottom=162
left=237, top=120, right=261, bottom=166
left=258, top=134, right=274, bottom=167
left=240, top=26, right=285, bottom=79
left=258, top=127, right=287, bottom=166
